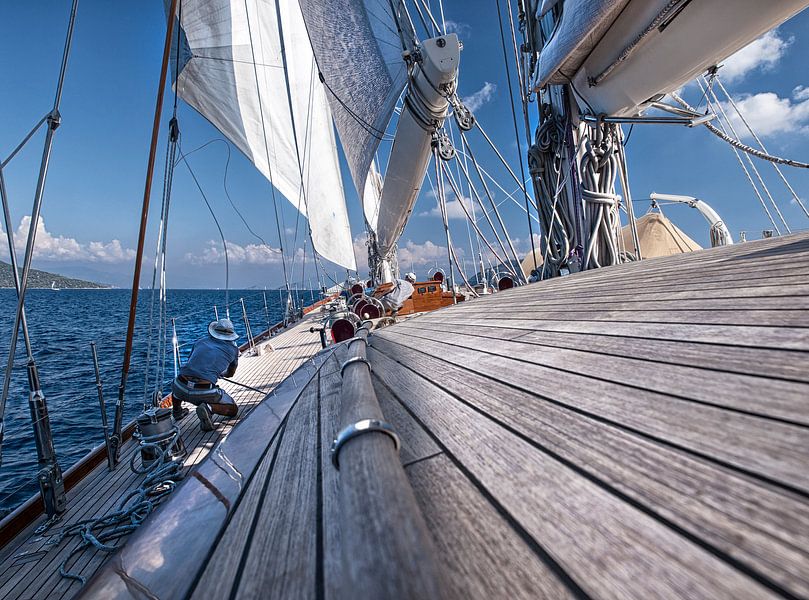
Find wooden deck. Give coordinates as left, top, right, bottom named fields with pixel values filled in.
left=366, top=232, right=809, bottom=599
left=0, top=314, right=325, bottom=600
left=73, top=232, right=809, bottom=599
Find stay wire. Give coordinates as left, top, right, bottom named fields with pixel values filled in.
left=176, top=138, right=281, bottom=254
left=496, top=0, right=537, bottom=273
left=701, top=79, right=790, bottom=233
left=177, top=140, right=230, bottom=309
left=714, top=76, right=809, bottom=219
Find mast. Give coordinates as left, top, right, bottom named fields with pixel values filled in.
left=111, top=0, right=179, bottom=466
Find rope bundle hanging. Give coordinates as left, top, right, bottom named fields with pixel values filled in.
left=580, top=120, right=621, bottom=269
left=528, top=106, right=573, bottom=275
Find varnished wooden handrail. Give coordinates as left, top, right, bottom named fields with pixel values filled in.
left=335, top=325, right=445, bottom=598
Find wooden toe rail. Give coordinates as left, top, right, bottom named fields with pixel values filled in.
left=334, top=325, right=445, bottom=598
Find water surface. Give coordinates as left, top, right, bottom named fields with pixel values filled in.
left=0, top=287, right=316, bottom=517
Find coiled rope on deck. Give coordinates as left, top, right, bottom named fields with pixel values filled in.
left=50, top=427, right=183, bottom=585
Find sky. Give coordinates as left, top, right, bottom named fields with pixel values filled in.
left=0, top=1, right=808, bottom=289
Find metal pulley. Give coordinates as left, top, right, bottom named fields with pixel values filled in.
left=451, top=96, right=475, bottom=131
left=434, top=131, right=456, bottom=161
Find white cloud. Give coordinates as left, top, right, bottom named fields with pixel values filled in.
left=418, top=190, right=473, bottom=220
left=185, top=240, right=284, bottom=265
left=793, top=85, right=809, bottom=102
left=720, top=90, right=809, bottom=138
left=444, top=20, right=471, bottom=38
left=0, top=216, right=135, bottom=263
left=463, top=82, right=496, bottom=112
left=721, top=30, right=792, bottom=83
left=398, top=239, right=452, bottom=266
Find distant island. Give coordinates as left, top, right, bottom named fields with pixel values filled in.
left=0, top=261, right=109, bottom=289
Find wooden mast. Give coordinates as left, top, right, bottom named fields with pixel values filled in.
left=111, top=0, right=179, bottom=466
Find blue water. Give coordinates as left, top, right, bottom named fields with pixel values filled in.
left=0, top=287, right=317, bottom=518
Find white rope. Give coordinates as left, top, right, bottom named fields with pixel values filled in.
left=670, top=91, right=809, bottom=169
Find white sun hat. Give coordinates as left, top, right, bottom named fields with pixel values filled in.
left=208, top=318, right=239, bottom=341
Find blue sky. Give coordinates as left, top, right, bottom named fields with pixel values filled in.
left=0, top=1, right=807, bottom=288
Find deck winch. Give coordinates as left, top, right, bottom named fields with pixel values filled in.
left=134, top=407, right=186, bottom=469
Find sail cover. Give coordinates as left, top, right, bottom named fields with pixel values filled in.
left=535, top=0, right=630, bottom=87
left=297, top=0, right=412, bottom=202
left=170, top=0, right=356, bottom=270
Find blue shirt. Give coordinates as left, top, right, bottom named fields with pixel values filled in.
left=180, top=335, right=239, bottom=384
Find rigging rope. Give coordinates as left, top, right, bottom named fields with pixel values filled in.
left=670, top=92, right=809, bottom=170
left=713, top=76, right=809, bottom=219
left=177, top=141, right=231, bottom=310
left=176, top=138, right=281, bottom=253
left=501, top=0, right=539, bottom=273
left=243, top=0, right=291, bottom=295
left=580, top=120, right=621, bottom=269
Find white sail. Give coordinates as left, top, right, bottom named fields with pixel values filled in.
left=363, top=160, right=383, bottom=232
left=171, top=0, right=356, bottom=270
left=297, top=0, right=412, bottom=202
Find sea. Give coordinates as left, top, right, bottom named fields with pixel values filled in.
left=0, top=287, right=316, bottom=518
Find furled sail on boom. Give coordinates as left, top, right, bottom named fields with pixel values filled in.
left=170, top=0, right=356, bottom=270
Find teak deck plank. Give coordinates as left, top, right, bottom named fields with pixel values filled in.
left=389, top=324, right=809, bottom=424
left=318, top=350, right=347, bottom=600
left=376, top=330, right=809, bottom=494
left=371, top=373, right=575, bottom=599
left=420, top=320, right=808, bottom=382
left=366, top=347, right=775, bottom=599
left=233, top=369, right=321, bottom=599
left=368, top=339, right=809, bottom=598
left=407, top=454, right=576, bottom=599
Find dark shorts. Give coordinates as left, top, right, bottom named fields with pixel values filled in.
left=172, top=377, right=235, bottom=407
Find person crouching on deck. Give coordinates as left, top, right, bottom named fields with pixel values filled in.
left=172, top=318, right=239, bottom=432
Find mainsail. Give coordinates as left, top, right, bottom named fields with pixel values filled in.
left=170, top=0, right=356, bottom=270
left=297, top=0, right=412, bottom=205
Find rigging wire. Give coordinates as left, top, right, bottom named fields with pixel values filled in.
left=459, top=132, right=525, bottom=281
left=504, top=0, right=539, bottom=272
left=669, top=91, right=809, bottom=170
left=495, top=0, right=538, bottom=275
left=701, top=79, right=790, bottom=233
left=175, top=138, right=281, bottom=253
left=177, top=141, right=231, bottom=310
left=409, top=0, right=432, bottom=36
left=415, top=0, right=442, bottom=35
left=714, top=76, right=809, bottom=219
left=687, top=90, right=781, bottom=234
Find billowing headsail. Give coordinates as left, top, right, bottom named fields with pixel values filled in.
left=363, top=160, right=383, bottom=232
left=170, top=0, right=356, bottom=270
left=297, top=0, right=412, bottom=205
